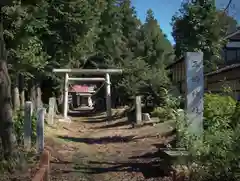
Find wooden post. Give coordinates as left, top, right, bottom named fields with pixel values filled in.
left=63, top=73, right=69, bottom=119
left=135, top=96, right=142, bottom=124
left=77, top=93, right=80, bottom=107
left=37, top=108, right=45, bottom=153
left=105, top=73, right=112, bottom=121
left=24, top=101, right=32, bottom=150
left=185, top=52, right=204, bottom=135
left=33, top=150, right=50, bottom=181
left=47, top=97, right=55, bottom=125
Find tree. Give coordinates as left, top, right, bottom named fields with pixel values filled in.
left=172, top=0, right=236, bottom=72
left=0, top=2, right=16, bottom=159
left=217, top=10, right=237, bottom=35
left=139, top=9, right=174, bottom=66
left=115, top=8, right=172, bottom=107
left=3, top=0, right=106, bottom=107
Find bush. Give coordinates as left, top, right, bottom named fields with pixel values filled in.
left=151, top=92, right=181, bottom=121
left=204, top=93, right=236, bottom=129
left=231, top=101, right=240, bottom=127
left=175, top=93, right=240, bottom=181
left=13, top=110, right=37, bottom=145
left=151, top=106, right=176, bottom=121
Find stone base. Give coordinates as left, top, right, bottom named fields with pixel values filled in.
left=58, top=117, right=71, bottom=123
left=160, top=148, right=189, bottom=157
left=142, top=113, right=151, bottom=122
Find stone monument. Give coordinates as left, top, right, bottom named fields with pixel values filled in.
left=185, top=52, right=204, bottom=135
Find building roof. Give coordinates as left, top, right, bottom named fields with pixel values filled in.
left=166, top=56, right=184, bottom=69
left=206, top=63, right=240, bottom=76
left=69, top=85, right=95, bottom=93
left=225, top=28, right=240, bottom=39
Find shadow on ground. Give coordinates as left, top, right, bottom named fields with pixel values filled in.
left=83, top=114, right=127, bottom=125
left=50, top=142, right=174, bottom=180
left=57, top=132, right=175, bottom=146
left=58, top=135, right=136, bottom=144
left=68, top=109, right=105, bottom=117
left=72, top=150, right=173, bottom=179
left=93, top=119, right=132, bottom=129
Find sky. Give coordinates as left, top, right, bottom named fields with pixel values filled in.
left=131, top=0, right=182, bottom=44
left=131, top=0, right=240, bottom=44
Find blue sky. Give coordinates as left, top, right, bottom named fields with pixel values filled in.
left=132, top=0, right=240, bottom=44
left=131, top=0, right=181, bottom=43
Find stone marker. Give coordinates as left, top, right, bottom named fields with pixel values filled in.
left=47, top=97, right=56, bottom=125
left=37, top=108, right=45, bottom=153
left=13, top=79, right=20, bottom=111
left=24, top=101, right=33, bottom=150
left=135, top=96, right=142, bottom=124
left=185, top=52, right=204, bottom=135
left=142, top=113, right=151, bottom=122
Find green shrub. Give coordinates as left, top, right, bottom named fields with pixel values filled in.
left=204, top=93, right=236, bottom=129
left=151, top=106, right=176, bottom=121
left=175, top=93, right=240, bottom=181
left=13, top=110, right=37, bottom=145
left=150, top=92, right=181, bottom=122
left=231, top=101, right=240, bottom=127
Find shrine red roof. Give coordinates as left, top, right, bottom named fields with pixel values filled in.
left=69, top=85, right=92, bottom=92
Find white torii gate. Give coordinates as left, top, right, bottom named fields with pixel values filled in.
left=53, top=69, right=122, bottom=122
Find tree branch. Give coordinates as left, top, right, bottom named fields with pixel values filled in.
left=224, top=0, right=233, bottom=12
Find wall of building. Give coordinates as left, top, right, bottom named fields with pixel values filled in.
left=170, top=62, right=240, bottom=100
left=206, top=67, right=240, bottom=99
left=171, top=60, right=185, bottom=84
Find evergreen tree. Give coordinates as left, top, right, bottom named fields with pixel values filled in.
left=116, top=8, right=173, bottom=106
left=139, top=9, right=174, bottom=66
left=172, top=0, right=237, bottom=72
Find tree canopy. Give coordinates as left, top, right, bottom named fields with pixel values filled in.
left=172, top=0, right=237, bottom=72
left=1, top=0, right=174, bottom=106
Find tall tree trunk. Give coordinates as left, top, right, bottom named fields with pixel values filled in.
left=0, top=61, right=15, bottom=159
left=13, top=74, right=20, bottom=111
left=1, top=0, right=16, bottom=160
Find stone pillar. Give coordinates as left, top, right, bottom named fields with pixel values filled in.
left=47, top=97, right=56, bottom=125
left=185, top=52, right=204, bottom=135
left=135, top=96, right=142, bottom=125
left=105, top=73, right=112, bottom=121
left=37, top=108, right=45, bottom=153
left=63, top=73, right=69, bottom=119
left=24, top=101, right=33, bottom=150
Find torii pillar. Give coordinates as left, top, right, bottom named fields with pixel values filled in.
left=105, top=73, right=111, bottom=121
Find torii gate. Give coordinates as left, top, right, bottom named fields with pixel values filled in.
left=53, top=69, right=122, bottom=122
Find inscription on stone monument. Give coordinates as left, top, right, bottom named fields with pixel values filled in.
left=185, top=52, right=204, bottom=135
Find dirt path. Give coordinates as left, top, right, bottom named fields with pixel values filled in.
left=46, top=112, right=175, bottom=181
